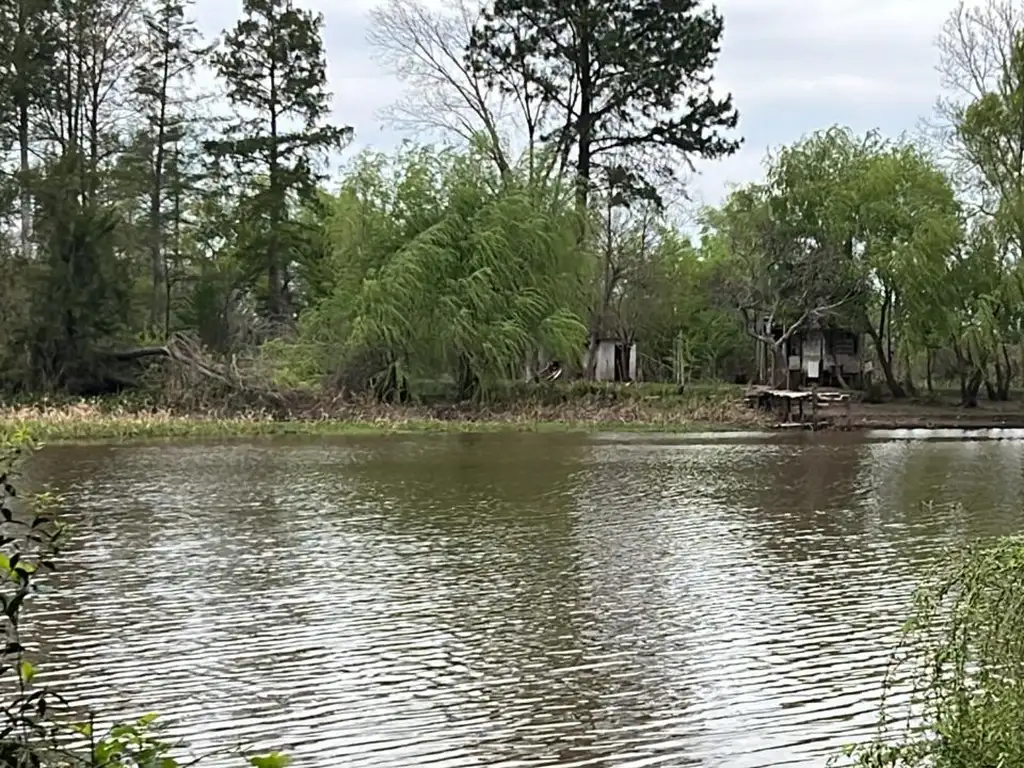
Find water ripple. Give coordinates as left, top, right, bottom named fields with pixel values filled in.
left=20, top=433, right=1024, bottom=765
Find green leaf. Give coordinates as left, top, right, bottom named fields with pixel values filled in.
left=248, top=753, right=291, bottom=768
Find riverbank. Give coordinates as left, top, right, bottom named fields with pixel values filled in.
left=6, top=384, right=1024, bottom=442
left=0, top=383, right=763, bottom=441
left=841, top=396, right=1024, bottom=429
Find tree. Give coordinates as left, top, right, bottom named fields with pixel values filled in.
left=131, top=0, right=211, bottom=335
left=467, top=0, right=739, bottom=378
left=706, top=128, right=961, bottom=395
left=927, top=1, right=1024, bottom=402
left=932, top=0, right=1024, bottom=210
left=769, top=128, right=961, bottom=397
left=703, top=185, right=861, bottom=387
left=0, top=0, right=58, bottom=258
left=303, top=146, right=590, bottom=399
left=43, top=0, right=141, bottom=198
left=24, top=155, right=133, bottom=391
left=207, top=0, right=352, bottom=329
left=369, top=0, right=509, bottom=178
left=467, top=0, right=740, bottom=210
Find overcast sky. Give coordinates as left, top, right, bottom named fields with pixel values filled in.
left=194, top=0, right=962, bottom=207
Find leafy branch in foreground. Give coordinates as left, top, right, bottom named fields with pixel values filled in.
left=839, top=531, right=1024, bottom=766
left=0, top=432, right=290, bottom=767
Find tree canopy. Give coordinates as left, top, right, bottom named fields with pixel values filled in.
left=0, top=0, right=1022, bottom=407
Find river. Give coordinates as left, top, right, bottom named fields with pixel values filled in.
left=19, top=430, right=1024, bottom=766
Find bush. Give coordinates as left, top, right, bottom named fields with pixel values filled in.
left=840, top=533, right=1024, bottom=766
left=0, top=430, right=290, bottom=767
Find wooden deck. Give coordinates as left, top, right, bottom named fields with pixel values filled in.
left=744, top=386, right=852, bottom=429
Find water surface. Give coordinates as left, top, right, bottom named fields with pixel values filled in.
left=23, top=431, right=1024, bottom=766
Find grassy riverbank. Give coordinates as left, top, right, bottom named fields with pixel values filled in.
left=0, top=383, right=763, bottom=441
left=11, top=381, right=1024, bottom=442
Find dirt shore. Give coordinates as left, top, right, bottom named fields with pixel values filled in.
left=836, top=399, right=1024, bottom=430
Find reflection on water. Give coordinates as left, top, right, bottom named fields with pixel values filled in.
left=21, top=432, right=1024, bottom=766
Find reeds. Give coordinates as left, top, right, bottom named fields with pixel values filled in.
left=0, top=384, right=763, bottom=441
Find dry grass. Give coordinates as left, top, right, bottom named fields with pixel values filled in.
left=0, top=385, right=765, bottom=442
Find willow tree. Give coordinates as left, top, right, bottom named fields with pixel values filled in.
left=704, top=185, right=861, bottom=386
left=709, top=127, right=961, bottom=395
left=944, top=26, right=1024, bottom=400
left=844, top=535, right=1024, bottom=766
left=319, top=145, right=589, bottom=400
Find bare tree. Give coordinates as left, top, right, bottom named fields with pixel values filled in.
left=926, top=0, right=1024, bottom=214
left=367, top=0, right=558, bottom=179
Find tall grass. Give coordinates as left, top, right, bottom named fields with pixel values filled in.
left=0, top=383, right=760, bottom=441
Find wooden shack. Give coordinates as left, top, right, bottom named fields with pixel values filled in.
left=785, top=327, right=862, bottom=388
left=594, top=338, right=637, bottom=382
left=754, top=318, right=862, bottom=388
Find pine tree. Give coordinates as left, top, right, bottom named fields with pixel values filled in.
left=207, top=0, right=352, bottom=328
left=468, top=0, right=741, bottom=207
left=133, top=0, right=210, bottom=334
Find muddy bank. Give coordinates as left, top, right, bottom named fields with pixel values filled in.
left=839, top=400, right=1024, bottom=430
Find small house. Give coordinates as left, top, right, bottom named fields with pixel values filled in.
left=784, top=327, right=862, bottom=388
left=752, top=316, right=863, bottom=388
left=594, top=338, right=637, bottom=382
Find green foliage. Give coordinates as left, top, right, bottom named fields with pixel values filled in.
left=303, top=146, right=590, bottom=399
left=3, top=0, right=1024, bottom=413
left=842, top=534, right=1024, bottom=767
left=705, top=126, right=963, bottom=392
left=18, top=158, right=134, bottom=392
left=206, top=0, right=353, bottom=323
left=468, top=0, right=739, bottom=201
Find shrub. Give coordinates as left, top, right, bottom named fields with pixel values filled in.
left=840, top=533, right=1024, bottom=766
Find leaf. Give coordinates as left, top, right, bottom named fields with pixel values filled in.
left=72, top=721, right=93, bottom=738
left=248, top=753, right=292, bottom=768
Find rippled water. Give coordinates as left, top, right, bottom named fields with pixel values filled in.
left=19, top=431, right=1024, bottom=766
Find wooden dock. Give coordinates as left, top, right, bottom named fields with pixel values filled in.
left=744, top=386, right=852, bottom=429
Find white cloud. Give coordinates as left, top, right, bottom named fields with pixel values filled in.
left=195, top=0, right=965, bottom=207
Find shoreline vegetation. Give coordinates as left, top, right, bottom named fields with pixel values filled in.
left=8, top=382, right=1024, bottom=443
left=0, top=383, right=764, bottom=441
left=2, top=0, right=1024, bottom=457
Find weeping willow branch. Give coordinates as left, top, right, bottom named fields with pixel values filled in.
left=841, top=530, right=1024, bottom=767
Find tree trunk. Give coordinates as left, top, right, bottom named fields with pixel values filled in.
left=148, top=35, right=171, bottom=335
left=867, top=327, right=905, bottom=398
left=456, top=353, right=477, bottom=401
left=962, top=368, right=983, bottom=407
left=985, top=377, right=997, bottom=401
left=582, top=330, right=600, bottom=379
left=18, top=100, right=31, bottom=260
left=902, top=348, right=916, bottom=396
left=772, top=343, right=787, bottom=388
left=266, top=41, right=290, bottom=330
left=1000, top=344, right=1013, bottom=400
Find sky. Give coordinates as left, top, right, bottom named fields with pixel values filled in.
left=194, top=0, right=964, bottom=208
